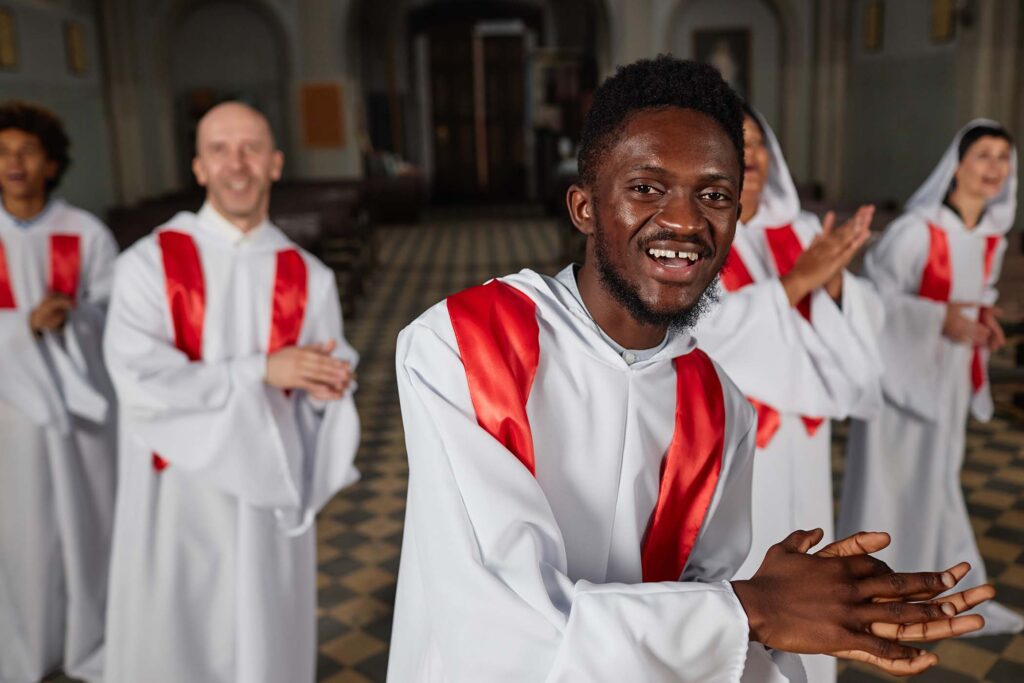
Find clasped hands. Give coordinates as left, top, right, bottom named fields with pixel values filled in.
left=29, top=292, right=75, bottom=336
left=265, top=340, right=354, bottom=400
left=943, top=303, right=1005, bottom=351
left=732, top=528, right=994, bottom=677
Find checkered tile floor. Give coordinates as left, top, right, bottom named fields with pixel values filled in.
left=49, top=208, right=1024, bottom=682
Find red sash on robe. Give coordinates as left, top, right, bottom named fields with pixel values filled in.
left=447, top=280, right=725, bottom=582
left=49, top=234, right=81, bottom=301
left=154, top=230, right=308, bottom=471
left=0, top=238, right=15, bottom=309
left=720, top=230, right=824, bottom=447
left=919, top=224, right=1002, bottom=394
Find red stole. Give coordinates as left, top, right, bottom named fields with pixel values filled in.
left=0, top=238, right=14, bottom=309
left=154, top=230, right=308, bottom=471
left=447, top=280, right=725, bottom=582
left=918, top=224, right=1002, bottom=393
left=49, top=234, right=81, bottom=300
left=0, top=234, right=82, bottom=309
left=720, top=226, right=824, bottom=447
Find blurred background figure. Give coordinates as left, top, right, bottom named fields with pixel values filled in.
left=840, top=120, right=1022, bottom=636
left=2, top=1, right=1024, bottom=682
left=0, top=101, right=118, bottom=683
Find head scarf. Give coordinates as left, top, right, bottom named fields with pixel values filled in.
left=744, top=107, right=800, bottom=227
left=905, top=119, right=1017, bottom=236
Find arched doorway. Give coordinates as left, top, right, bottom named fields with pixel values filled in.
left=169, top=0, right=289, bottom=186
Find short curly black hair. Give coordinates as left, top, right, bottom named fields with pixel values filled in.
left=0, top=101, right=71, bottom=194
left=578, top=56, right=744, bottom=188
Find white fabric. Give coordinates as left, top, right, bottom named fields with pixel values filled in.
left=389, top=267, right=804, bottom=683
left=0, top=199, right=118, bottom=683
left=840, top=136, right=1021, bottom=634
left=102, top=206, right=360, bottom=683
left=694, top=112, right=884, bottom=682
left=905, top=118, right=1018, bottom=238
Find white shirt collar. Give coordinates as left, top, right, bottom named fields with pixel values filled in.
left=197, top=201, right=271, bottom=246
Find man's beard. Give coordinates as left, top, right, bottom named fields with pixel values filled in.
left=592, top=219, right=719, bottom=332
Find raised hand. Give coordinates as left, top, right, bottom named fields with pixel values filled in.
left=943, top=303, right=991, bottom=346
left=781, top=205, right=874, bottom=306
left=265, top=339, right=354, bottom=400
left=29, top=292, right=75, bottom=335
left=731, top=528, right=992, bottom=677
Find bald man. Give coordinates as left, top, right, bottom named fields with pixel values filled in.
left=102, top=102, right=361, bottom=683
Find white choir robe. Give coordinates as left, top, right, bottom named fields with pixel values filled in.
left=838, top=205, right=1023, bottom=634
left=695, top=214, right=884, bottom=581
left=389, top=268, right=805, bottom=683
left=692, top=111, right=883, bottom=683
left=102, top=205, right=360, bottom=683
left=0, top=199, right=118, bottom=683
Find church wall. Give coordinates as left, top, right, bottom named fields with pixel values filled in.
left=841, top=0, right=958, bottom=207
left=0, top=0, right=117, bottom=216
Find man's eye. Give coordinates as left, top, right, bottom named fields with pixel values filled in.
left=703, top=191, right=729, bottom=202
left=632, top=184, right=657, bottom=194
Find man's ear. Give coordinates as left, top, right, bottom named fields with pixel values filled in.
left=566, top=183, right=595, bottom=236
left=192, top=157, right=208, bottom=187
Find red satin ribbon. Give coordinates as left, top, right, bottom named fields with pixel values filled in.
left=448, top=280, right=540, bottom=474
left=269, top=249, right=308, bottom=353
left=918, top=224, right=952, bottom=303
left=447, top=281, right=725, bottom=581
left=154, top=230, right=206, bottom=471
left=49, top=234, right=81, bottom=301
left=719, top=237, right=822, bottom=444
left=720, top=247, right=754, bottom=293
left=747, top=397, right=781, bottom=449
left=970, top=236, right=1003, bottom=393
left=641, top=349, right=725, bottom=582
left=764, top=223, right=812, bottom=321
left=0, top=238, right=15, bottom=309
left=919, top=225, right=1002, bottom=394
left=269, top=249, right=308, bottom=398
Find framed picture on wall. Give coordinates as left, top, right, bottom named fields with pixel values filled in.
left=693, top=28, right=751, bottom=100
left=931, top=0, right=956, bottom=43
left=0, top=8, right=17, bottom=70
left=64, top=21, right=87, bottom=75
left=863, top=1, right=884, bottom=52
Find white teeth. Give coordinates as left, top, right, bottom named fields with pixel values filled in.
left=647, top=248, right=700, bottom=262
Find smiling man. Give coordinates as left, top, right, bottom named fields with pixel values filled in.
left=0, top=101, right=118, bottom=683
left=102, top=102, right=361, bottom=683
left=388, top=57, right=993, bottom=682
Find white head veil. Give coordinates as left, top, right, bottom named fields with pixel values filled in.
left=904, top=118, right=1018, bottom=236
left=745, top=108, right=800, bottom=227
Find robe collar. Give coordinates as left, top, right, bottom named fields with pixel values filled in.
left=0, top=197, right=62, bottom=229
left=510, top=266, right=696, bottom=369
left=197, top=201, right=272, bottom=246
left=163, top=202, right=293, bottom=252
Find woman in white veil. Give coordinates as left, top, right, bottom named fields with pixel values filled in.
left=839, top=120, right=1021, bottom=635
left=694, top=106, right=884, bottom=682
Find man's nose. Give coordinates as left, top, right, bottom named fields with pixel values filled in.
left=656, top=193, right=704, bottom=233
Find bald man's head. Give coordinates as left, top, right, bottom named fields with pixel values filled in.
left=192, top=101, right=283, bottom=231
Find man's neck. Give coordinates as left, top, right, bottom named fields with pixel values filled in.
left=576, top=261, right=667, bottom=349
left=2, top=193, right=47, bottom=221
left=209, top=201, right=266, bottom=233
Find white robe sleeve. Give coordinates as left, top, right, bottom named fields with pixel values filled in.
left=104, top=242, right=302, bottom=510
left=41, top=224, right=120, bottom=424
left=697, top=277, right=859, bottom=418
left=795, top=214, right=884, bottom=420
left=291, top=269, right=361, bottom=526
left=394, top=321, right=754, bottom=683
left=0, top=304, right=68, bottom=431
left=862, top=218, right=948, bottom=421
